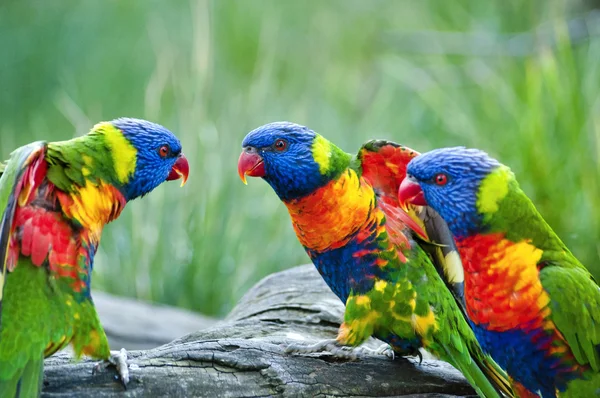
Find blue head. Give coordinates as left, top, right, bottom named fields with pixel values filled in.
left=95, top=117, right=189, bottom=201
left=238, top=122, right=349, bottom=201
left=398, top=147, right=503, bottom=238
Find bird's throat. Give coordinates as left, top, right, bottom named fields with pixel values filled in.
left=284, top=169, right=374, bottom=253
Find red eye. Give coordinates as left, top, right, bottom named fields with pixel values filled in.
left=159, top=145, right=170, bottom=158
left=434, top=173, right=448, bottom=185
left=274, top=139, right=287, bottom=151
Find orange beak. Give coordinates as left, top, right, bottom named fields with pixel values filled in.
left=398, top=177, right=426, bottom=211
left=238, top=149, right=266, bottom=185
left=167, top=154, right=189, bottom=187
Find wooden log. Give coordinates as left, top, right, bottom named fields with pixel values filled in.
left=42, top=265, right=476, bottom=397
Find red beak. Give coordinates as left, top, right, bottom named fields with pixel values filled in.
left=398, top=177, right=427, bottom=210
left=238, top=149, right=266, bottom=184
left=167, top=154, right=189, bottom=187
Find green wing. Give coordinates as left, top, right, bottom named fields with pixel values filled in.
left=540, top=262, right=600, bottom=371
left=0, top=142, right=48, bottom=323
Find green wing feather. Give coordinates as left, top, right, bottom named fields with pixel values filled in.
left=541, top=263, right=600, bottom=371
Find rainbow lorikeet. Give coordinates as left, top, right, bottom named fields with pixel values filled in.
left=0, top=118, right=189, bottom=397
left=399, top=147, right=600, bottom=397
left=237, top=122, right=514, bottom=398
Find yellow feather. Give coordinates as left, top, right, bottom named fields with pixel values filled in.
left=374, top=280, right=388, bottom=292
left=93, top=122, right=136, bottom=183
left=311, top=134, right=332, bottom=174
left=411, top=308, right=438, bottom=335
left=59, top=181, right=124, bottom=241
left=82, top=154, right=93, bottom=166
left=408, top=297, right=417, bottom=311
left=355, top=295, right=371, bottom=307
left=476, top=165, right=512, bottom=215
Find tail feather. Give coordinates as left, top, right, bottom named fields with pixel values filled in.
left=444, top=345, right=515, bottom=398
left=0, top=356, right=44, bottom=398
left=472, top=351, right=515, bottom=397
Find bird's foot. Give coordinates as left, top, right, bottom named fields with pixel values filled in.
left=416, top=349, right=423, bottom=365
left=353, top=343, right=395, bottom=360
left=92, top=348, right=130, bottom=389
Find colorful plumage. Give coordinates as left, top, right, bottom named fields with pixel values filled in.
left=238, top=122, right=514, bottom=398
left=399, top=147, right=600, bottom=397
left=0, top=118, right=189, bottom=397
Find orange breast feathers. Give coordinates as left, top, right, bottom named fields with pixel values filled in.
left=57, top=181, right=126, bottom=241
left=284, top=169, right=375, bottom=253
left=457, top=233, right=553, bottom=331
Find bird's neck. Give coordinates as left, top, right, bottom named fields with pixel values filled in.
left=45, top=138, right=131, bottom=238
left=284, top=168, right=374, bottom=253
left=47, top=135, right=134, bottom=196
left=56, top=181, right=127, bottom=241
left=464, top=183, right=569, bottom=259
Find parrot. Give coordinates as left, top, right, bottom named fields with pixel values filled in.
left=237, top=122, right=514, bottom=398
left=0, top=118, right=189, bottom=397
left=398, top=146, right=600, bottom=397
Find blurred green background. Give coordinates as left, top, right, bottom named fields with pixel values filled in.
left=1, top=0, right=598, bottom=317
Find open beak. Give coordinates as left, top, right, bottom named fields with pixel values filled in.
left=238, top=148, right=266, bottom=185
left=398, top=177, right=427, bottom=211
left=167, top=154, right=189, bottom=187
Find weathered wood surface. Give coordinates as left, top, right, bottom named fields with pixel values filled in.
left=43, top=265, right=477, bottom=397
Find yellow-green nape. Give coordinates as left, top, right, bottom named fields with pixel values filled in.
left=311, top=134, right=333, bottom=175
left=92, top=122, right=137, bottom=183
left=476, top=165, right=513, bottom=215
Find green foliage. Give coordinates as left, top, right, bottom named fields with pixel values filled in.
left=0, top=0, right=597, bottom=316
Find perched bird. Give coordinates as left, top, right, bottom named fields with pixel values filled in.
left=238, top=122, right=513, bottom=398
left=0, top=118, right=189, bottom=397
left=399, top=147, right=600, bottom=397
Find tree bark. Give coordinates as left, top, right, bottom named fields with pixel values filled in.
left=43, top=265, right=477, bottom=397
